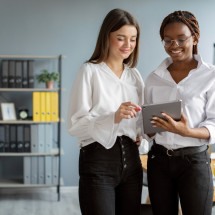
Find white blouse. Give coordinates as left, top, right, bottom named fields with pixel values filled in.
left=144, top=55, right=215, bottom=149
left=68, top=62, right=145, bottom=149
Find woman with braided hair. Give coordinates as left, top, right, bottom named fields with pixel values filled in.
left=145, top=11, right=215, bottom=215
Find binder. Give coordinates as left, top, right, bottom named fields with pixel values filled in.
left=0, top=125, right=5, bottom=152
left=22, top=61, right=28, bottom=88
left=45, top=156, right=52, bottom=185
left=8, top=61, right=16, bottom=88
left=45, top=124, right=52, bottom=153
left=1, top=60, right=9, bottom=88
left=40, top=92, right=46, bottom=121
left=15, top=61, right=22, bottom=88
left=33, top=92, right=40, bottom=121
left=31, top=157, right=38, bottom=184
left=38, top=156, right=45, bottom=184
left=4, top=125, right=10, bottom=152
left=16, top=125, right=24, bottom=152
left=31, top=124, right=38, bottom=152
left=38, top=124, right=45, bottom=153
left=52, top=156, right=59, bottom=185
left=28, top=60, right=34, bottom=88
left=45, top=92, right=51, bottom=122
left=23, top=157, right=31, bottom=184
left=50, top=92, right=59, bottom=122
left=9, top=125, right=17, bottom=152
left=23, top=125, right=31, bottom=152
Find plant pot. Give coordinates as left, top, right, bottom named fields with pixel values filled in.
left=46, top=81, right=54, bottom=89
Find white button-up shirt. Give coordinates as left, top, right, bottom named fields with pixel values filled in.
left=144, top=55, right=215, bottom=149
left=68, top=62, right=145, bottom=149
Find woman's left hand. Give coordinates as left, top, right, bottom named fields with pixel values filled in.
left=151, top=112, right=190, bottom=136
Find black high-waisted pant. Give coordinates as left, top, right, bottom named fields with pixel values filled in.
left=79, top=136, right=143, bottom=215
left=147, top=143, right=213, bottom=215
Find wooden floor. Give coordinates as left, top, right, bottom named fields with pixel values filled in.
left=0, top=187, right=215, bottom=215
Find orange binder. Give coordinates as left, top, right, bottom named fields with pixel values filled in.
left=33, top=92, right=40, bottom=121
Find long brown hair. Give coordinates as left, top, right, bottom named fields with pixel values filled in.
left=87, top=8, right=140, bottom=68
left=160, top=11, right=200, bottom=54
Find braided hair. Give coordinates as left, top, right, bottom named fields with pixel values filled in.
left=160, top=11, right=200, bottom=54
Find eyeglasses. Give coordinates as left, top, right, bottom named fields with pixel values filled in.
left=162, top=35, right=193, bottom=47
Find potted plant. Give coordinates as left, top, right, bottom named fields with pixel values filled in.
left=36, top=69, right=59, bottom=89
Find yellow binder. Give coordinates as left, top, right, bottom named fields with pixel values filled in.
left=33, top=92, right=40, bottom=121
left=50, top=92, right=59, bottom=122
left=45, top=92, right=51, bottom=122
left=40, top=92, right=46, bottom=121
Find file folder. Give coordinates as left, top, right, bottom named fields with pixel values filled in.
left=38, top=156, right=45, bottom=184
left=52, top=156, right=59, bottom=185
left=45, top=92, right=51, bottom=122
left=50, top=92, right=59, bottom=122
left=38, top=124, right=45, bottom=153
left=31, top=124, right=38, bottom=152
left=45, top=124, right=52, bottom=153
left=9, top=125, right=17, bottom=152
left=22, top=61, right=28, bottom=88
left=40, top=92, right=46, bottom=122
left=0, top=125, right=5, bottom=152
left=17, top=125, right=24, bottom=152
left=23, top=125, right=31, bottom=152
left=23, top=157, right=31, bottom=184
left=4, top=125, right=10, bottom=152
left=1, top=60, right=9, bottom=88
left=40, top=92, right=46, bottom=121
left=31, top=157, right=38, bottom=184
left=8, top=61, right=16, bottom=88
left=45, top=156, right=52, bottom=185
left=28, top=60, right=34, bottom=88
left=15, top=61, right=22, bottom=88
left=33, top=92, right=40, bottom=121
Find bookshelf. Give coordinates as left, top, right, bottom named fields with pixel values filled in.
left=0, top=55, right=62, bottom=201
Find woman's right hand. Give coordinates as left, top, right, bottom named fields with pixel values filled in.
left=114, top=102, right=141, bottom=123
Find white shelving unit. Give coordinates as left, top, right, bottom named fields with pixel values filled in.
left=0, top=55, right=62, bottom=201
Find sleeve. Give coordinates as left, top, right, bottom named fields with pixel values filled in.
left=134, top=68, right=154, bottom=141
left=67, top=64, right=119, bottom=148
left=199, top=82, right=215, bottom=144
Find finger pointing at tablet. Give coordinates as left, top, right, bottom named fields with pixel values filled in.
left=114, top=102, right=141, bottom=123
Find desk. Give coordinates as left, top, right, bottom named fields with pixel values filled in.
left=140, top=154, right=150, bottom=204
left=140, top=154, right=147, bottom=170
left=210, top=158, right=215, bottom=202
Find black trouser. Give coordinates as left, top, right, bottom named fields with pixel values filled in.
left=79, top=136, right=143, bottom=215
left=147, top=144, right=214, bottom=215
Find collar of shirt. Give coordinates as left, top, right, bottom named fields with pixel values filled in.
left=153, top=54, right=212, bottom=81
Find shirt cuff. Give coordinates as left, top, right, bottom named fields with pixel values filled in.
left=204, top=125, right=215, bottom=144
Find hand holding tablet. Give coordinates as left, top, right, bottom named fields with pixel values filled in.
left=141, top=100, right=182, bottom=134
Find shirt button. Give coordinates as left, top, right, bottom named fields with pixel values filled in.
left=124, top=164, right=127, bottom=168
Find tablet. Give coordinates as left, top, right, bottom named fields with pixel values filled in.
left=142, top=100, right=182, bottom=134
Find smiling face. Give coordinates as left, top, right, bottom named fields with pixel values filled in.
left=108, top=24, right=137, bottom=62
left=163, top=22, right=197, bottom=62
